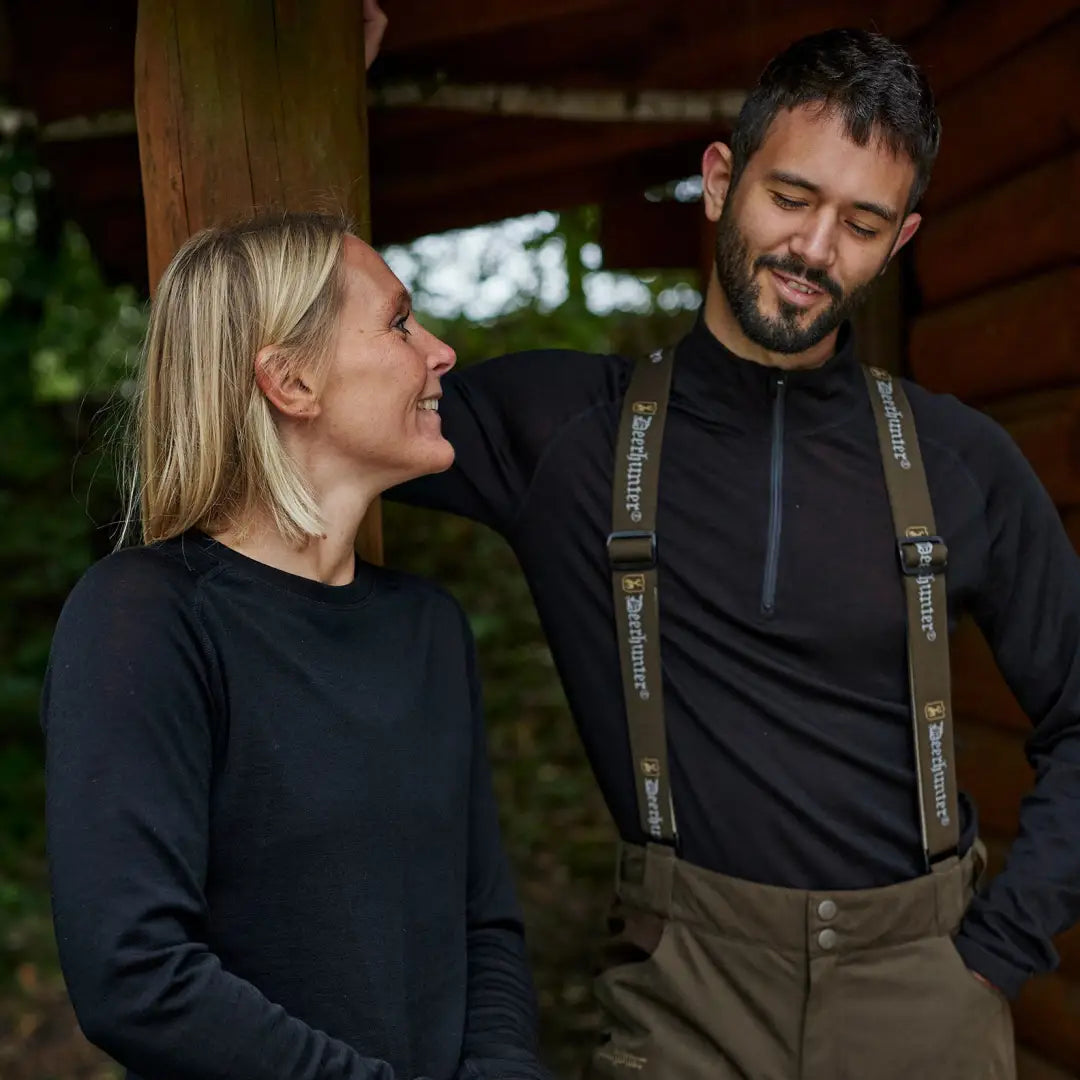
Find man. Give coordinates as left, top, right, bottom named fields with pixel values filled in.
left=393, top=29, right=1080, bottom=1080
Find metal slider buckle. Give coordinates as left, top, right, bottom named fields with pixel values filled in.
left=607, top=530, right=657, bottom=571
left=897, top=536, right=948, bottom=576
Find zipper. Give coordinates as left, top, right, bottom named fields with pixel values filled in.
left=761, top=373, right=786, bottom=616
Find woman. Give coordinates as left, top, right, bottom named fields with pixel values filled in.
left=42, top=214, right=547, bottom=1080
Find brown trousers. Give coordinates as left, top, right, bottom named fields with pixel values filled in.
left=588, top=841, right=1015, bottom=1080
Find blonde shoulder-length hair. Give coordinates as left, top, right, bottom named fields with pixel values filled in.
left=120, top=211, right=351, bottom=547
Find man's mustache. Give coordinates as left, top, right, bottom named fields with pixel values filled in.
left=754, top=254, right=843, bottom=303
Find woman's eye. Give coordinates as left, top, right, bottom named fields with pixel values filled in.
left=393, top=314, right=411, bottom=336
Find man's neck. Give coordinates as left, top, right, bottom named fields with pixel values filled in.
left=702, top=268, right=838, bottom=372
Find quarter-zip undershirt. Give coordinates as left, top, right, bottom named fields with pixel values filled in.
left=761, top=372, right=786, bottom=616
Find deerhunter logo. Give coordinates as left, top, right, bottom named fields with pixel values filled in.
left=623, top=584, right=650, bottom=701
left=927, top=719, right=951, bottom=827
left=594, top=1046, right=648, bottom=1071
left=872, top=370, right=912, bottom=471
left=625, top=412, right=653, bottom=523
left=906, top=525, right=930, bottom=538
left=925, top=700, right=947, bottom=722
left=913, top=540, right=939, bottom=642
left=641, top=760, right=664, bottom=838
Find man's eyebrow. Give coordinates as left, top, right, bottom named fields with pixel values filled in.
left=767, top=170, right=897, bottom=224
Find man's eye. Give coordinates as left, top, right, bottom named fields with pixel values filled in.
left=393, top=314, right=411, bottom=336
left=848, top=222, right=878, bottom=240
left=771, top=192, right=806, bottom=210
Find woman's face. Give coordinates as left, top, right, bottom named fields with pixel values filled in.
left=306, top=235, right=457, bottom=491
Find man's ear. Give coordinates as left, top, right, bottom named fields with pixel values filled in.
left=254, top=346, right=321, bottom=419
left=702, top=142, right=735, bottom=223
left=889, top=212, right=921, bottom=262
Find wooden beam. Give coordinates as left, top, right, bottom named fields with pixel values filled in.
left=908, top=268, right=1080, bottom=403
left=915, top=152, right=1080, bottom=309
left=600, top=197, right=700, bottom=271
left=134, top=0, right=380, bottom=561
left=922, top=17, right=1080, bottom=213
left=904, top=0, right=1078, bottom=99
left=1013, top=974, right=1080, bottom=1076
left=371, top=109, right=716, bottom=217
left=1017, top=1044, right=1080, bottom=1080
left=373, top=138, right=706, bottom=246
left=382, top=0, right=622, bottom=53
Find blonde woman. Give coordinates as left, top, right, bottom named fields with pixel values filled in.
left=42, top=215, right=548, bottom=1080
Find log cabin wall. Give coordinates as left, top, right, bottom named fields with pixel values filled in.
left=905, top=5, right=1080, bottom=1076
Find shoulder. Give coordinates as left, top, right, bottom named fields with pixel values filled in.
left=902, top=378, right=1041, bottom=504
left=53, top=539, right=220, bottom=655
left=371, top=565, right=472, bottom=633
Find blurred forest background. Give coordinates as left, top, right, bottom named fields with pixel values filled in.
left=0, top=127, right=699, bottom=1078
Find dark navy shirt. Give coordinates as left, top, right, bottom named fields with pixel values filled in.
left=394, top=318, right=1080, bottom=998
left=43, top=533, right=546, bottom=1080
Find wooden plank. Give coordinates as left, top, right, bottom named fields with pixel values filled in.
left=905, top=0, right=1079, bottom=98
left=373, top=138, right=706, bottom=246
left=383, top=0, right=623, bottom=52
left=134, top=0, right=380, bottom=561
left=915, top=152, right=1080, bottom=309
left=955, top=719, right=1032, bottom=837
left=1013, top=974, right=1080, bottom=1076
left=600, top=197, right=700, bottom=271
left=952, top=618, right=1028, bottom=734
left=1005, top=405, right=1080, bottom=510
left=922, top=18, right=1080, bottom=212
left=1017, top=1042, right=1080, bottom=1080
left=909, top=268, right=1080, bottom=403
left=382, top=0, right=944, bottom=94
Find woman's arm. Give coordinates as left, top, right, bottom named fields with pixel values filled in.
left=454, top=622, right=551, bottom=1080
left=44, top=552, right=413, bottom=1080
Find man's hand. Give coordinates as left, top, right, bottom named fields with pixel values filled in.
left=364, top=0, right=388, bottom=70
left=971, top=970, right=1003, bottom=996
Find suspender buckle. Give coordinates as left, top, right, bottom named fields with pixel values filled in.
left=897, top=536, right=948, bottom=576
left=607, top=530, right=657, bottom=571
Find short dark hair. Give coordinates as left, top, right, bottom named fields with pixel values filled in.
left=729, top=28, right=940, bottom=214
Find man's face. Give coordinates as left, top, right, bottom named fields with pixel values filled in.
left=712, top=104, right=918, bottom=355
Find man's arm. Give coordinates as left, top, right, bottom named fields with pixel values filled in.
left=454, top=618, right=551, bottom=1080
left=44, top=556, right=414, bottom=1080
left=954, top=422, right=1080, bottom=999
left=391, top=348, right=626, bottom=535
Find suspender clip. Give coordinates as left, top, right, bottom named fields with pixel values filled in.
left=607, top=530, right=657, bottom=571
left=897, top=536, right=948, bottom=576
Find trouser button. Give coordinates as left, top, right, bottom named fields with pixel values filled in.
left=818, top=928, right=838, bottom=950
left=817, top=898, right=837, bottom=921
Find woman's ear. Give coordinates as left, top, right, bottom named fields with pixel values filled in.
left=702, top=142, right=735, bottom=223
left=254, top=346, right=321, bottom=419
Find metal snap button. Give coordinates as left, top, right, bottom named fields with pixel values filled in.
left=817, top=899, right=838, bottom=921
left=818, top=928, right=838, bottom=951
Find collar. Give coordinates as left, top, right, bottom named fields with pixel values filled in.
left=671, top=314, right=865, bottom=435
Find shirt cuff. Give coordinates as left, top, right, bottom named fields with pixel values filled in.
left=953, top=931, right=1031, bottom=1000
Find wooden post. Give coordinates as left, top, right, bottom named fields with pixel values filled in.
left=134, top=0, right=382, bottom=561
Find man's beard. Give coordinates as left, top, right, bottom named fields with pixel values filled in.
left=713, top=206, right=881, bottom=355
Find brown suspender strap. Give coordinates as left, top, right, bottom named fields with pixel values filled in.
left=864, top=366, right=960, bottom=872
left=610, top=348, right=677, bottom=845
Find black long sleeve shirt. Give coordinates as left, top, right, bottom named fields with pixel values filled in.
left=393, top=317, right=1080, bottom=999
left=43, top=533, right=546, bottom=1080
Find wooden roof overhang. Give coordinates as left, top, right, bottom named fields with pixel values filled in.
left=0, top=0, right=955, bottom=292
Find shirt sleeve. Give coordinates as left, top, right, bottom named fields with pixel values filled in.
left=454, top=618, right=551, bottom=1080
left=43, top=553, right=417, bottom=1080
left=390, top=348, right=625, bottom=535
left=954, top=422, right=1080, bottom=999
